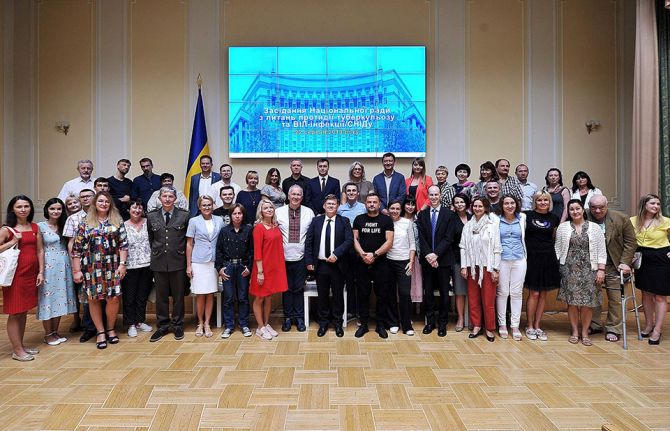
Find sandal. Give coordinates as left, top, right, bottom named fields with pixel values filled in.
left=568, top=335, right=580, bottom=344
left=96, top=332, right=107, bottom=349
left=499, top=327, right=509, bottom=339
left=511, top=328, right=522, bottom=341
left=106, top=329, right=119, bottom=344
left=581, top=337, right=593, bottom=346
left=605, top=332, right=620, bottom=342
left=195, top=324, right=204, bottom=337
left=204, top=324, right=213, bottom=338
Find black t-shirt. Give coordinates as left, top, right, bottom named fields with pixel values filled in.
left=524, top=210, right=560, bottom=252
left=353, top=213, right=394, bottom=253
left=213, top=207, right=232, bottom=226
left=107, top=176, right=133, bottom=219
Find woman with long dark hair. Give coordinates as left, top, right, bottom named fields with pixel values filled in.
left=570, top=171, right=602, bottom=210
left=72, top=191, right=128, bottom=349
left=474, top=161, right=499, bottom=198
left=0, top=195, right=44, bottom=361
left=543, top=168, right=571, bottom=222
left=37, top=198, right=76, bottom=346
left=260, top=168, right=286, bottom=208
left=630, top=194, right=670, bottom=345
left=405, top=157, right=433, bottom=211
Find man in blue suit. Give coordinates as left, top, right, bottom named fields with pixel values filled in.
left=305, top=194, right=353, bottom=337
left=372, top=152, right=406, bottom=214
left=307, top=158, right=340, bottom=214
left=188, top=155, right=221, bottom=217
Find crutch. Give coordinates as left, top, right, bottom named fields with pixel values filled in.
left=620, top=270, right=642, bottom=350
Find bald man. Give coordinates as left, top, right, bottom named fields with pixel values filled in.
left=586, top=195, right=637, bottom=342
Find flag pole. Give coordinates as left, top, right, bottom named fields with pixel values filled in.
left=197, top=73, right=203, bottom=89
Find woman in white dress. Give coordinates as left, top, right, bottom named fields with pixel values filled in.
left=186, top=195, right=224, bottom=337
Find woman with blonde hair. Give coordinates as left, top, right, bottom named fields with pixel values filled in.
left=186, top=195, right=224, bottom=338
left=341, top=161, right=374, bottom=203
left=630, top=194, right=670, bottom=345
left=72, top=191, right=128, bottom=349
left=405, top=157, right=433, bottom=211
left=249, top=199, right=288, bottom=339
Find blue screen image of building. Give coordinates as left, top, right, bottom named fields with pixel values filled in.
left=229, top=69, right=425, bottom=157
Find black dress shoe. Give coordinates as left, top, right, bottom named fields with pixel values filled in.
left=317, top=326, right=328, bottom=337
left=335, top=326, right=344, bottom=337
left=80, top=329, right=96, bottom=343
left=173, top=326, right=184, bottom=340
left=355, top=325, right=369, bottom=338
left=296, top=319, right=307, bottom=332
left=641, top=331, right=651, bottom=338
left=649, top=333, right=662, bottom=345
left=376, top=326, right=388, bottom=339
left=150, top=327, right=168, bottom=342
left=422, top=324, right=434, bottom=335
left=468, top=330, right=481, bottom=339
left=437, top=326, right=447, bottom=337
left=282, top=319, right=292, bottom=332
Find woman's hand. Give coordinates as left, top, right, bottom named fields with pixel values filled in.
left=219, top=268, right=230, bottom=282
left=73, top=270, right=84, bottom=284
left=596, top=269, right=605, bottom=285
left=36, top=272, right=44, bottom=286
left=405, top=261, right=413, bottom=275
left=242, top=266, right=250, bottom=277
left=491, top=270, right=499, bottom=283
left=116, top=266, right=126, bottom=280
left=460, top=268, right=468, bottom=279
left=257, top=272, right=265, bottom=285
left=186, top=265, right=193, bottom=279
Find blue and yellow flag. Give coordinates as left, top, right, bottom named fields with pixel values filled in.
left=184, top=88, right=210, bottom=199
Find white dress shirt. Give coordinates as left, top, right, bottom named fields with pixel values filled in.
left=58, top=177, right=94, bottom=201
left=208, top=180, right=242, bottom=207
left=318, top=216, right=336, bottom=260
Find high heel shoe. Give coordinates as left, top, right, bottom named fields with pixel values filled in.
left=96, top=332, right=107, bottom=349
left=106, top=329, right=119, bottom=344
left=486, top=331, right=495, bottom=342
left=649, top=332, right=662, bottom=345
left=468, top=330, right=481, bottom=339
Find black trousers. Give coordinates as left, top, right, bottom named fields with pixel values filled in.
left=121, top=266, right=153, bottom=326
left=387, top=259, right=412, bottom=331
left=154, top=270, right=186, bottom=329
left=357, top=257, right=390, bottom=328
left=422, top=263, right=451, bottom=326
left=315, top=261, right=345, bottom=327
left=283, top=259, right=307, bottom=320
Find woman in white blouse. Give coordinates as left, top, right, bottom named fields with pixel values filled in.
left=386, top=200, right=416, bottom=335
left=122, top=199, right=154, bottom=337
left=460, top=197, right=501, bottom=342
left=570, top=171, right=602, bottom=210
left=186, top=195, right=224, bottom=338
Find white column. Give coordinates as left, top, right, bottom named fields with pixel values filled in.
left=187, top=0, right=221, bottom=162
left=96, top=0, right=128, bottom=172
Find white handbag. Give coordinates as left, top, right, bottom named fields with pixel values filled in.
left=0, top=227, right=21, bottom=287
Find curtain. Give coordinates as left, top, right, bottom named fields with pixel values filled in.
left=632, top=0, right=659, bottom=213
left=658, top=0, right=670, bottom=214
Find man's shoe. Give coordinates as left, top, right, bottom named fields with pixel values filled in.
left=127, top=325, right=138, bottom=338
left=317, top=326, right=328, bottom=337
left=150, top=328, right=168, bottom=342
left=136, top=322, right=153, bottom=332
left=376, top=326, right=388, bottom=339
left=173, top=327, right=185, bottom=340
left=355, top=325, right=369, bottom=338
left=422, top=324, right=434, bottom=335
left=282, top=319, right=292, bottom=332
left=438, top=326, right=447, bottom=337
left=335, top=326, right=344, bottom=337
left=296, top=318, right=307, bottom=332
left=79, top=329, right=96, bottom=343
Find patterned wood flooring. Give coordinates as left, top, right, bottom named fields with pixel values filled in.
left=0, top=310, right=668, bottom=431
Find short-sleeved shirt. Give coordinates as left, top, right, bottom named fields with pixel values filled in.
left=353, top=213, right=394, bottom=253
left=630, top=216, right=670, bottom=248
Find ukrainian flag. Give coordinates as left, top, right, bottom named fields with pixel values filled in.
left=184, top=88, right=210, bottom=199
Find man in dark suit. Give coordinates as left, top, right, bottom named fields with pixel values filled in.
left=307, top=158, right=340, bottom=214
left=416, top=185, right=455, bottom=337
left=146, top=186, right=190, bottom=342
left=188, top=155, right=221, bottom=217
left=372, top=152, right=406, bottom=214
left=305, top=194, right=353, bottom=337
left=587, top=194, right=637, bottom=342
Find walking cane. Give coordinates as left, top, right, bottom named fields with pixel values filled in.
left=620, top=270, right=642, bottom=350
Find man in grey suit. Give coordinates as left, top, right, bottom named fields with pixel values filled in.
left=147, top=186, right=190, bottom=341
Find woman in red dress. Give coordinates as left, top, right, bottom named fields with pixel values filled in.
left=0, top=195, right=44, bottom=361
left=249, top=199, right=288, bottom=340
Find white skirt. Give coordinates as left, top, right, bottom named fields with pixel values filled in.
left=190, top=262, right=219, bottom=294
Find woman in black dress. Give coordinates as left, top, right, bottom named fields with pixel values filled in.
left=236, top=170, right=262, bottom=225
left=523, top=191, right=560, bottom=341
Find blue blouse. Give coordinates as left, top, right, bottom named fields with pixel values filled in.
left=499, top=216, right=525, bottom=260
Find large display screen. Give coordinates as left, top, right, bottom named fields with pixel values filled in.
left=228, top=46, right=426, bottom=158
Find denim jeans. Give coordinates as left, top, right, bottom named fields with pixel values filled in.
left=221, top=263, right=250, bottom=329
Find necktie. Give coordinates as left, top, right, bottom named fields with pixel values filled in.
left=165, top=212, right=171, bottom=225
left=321, top=177, right=326, bottom=192
left=325, top=219, right=332, bottom=258
left=431, top=209, right=437, bottom=250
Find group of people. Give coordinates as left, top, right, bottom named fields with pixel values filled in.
left=1, top=154, right=668, bottom=361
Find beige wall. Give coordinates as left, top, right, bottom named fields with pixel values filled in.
left=0, top=0, right=4, bottom=208
left=2, top=0, right=635, bottom=212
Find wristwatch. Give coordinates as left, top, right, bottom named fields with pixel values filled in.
left=372, top=252, right=378, bottom=258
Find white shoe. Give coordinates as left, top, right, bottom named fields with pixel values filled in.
left=265, top=324, right=278, bottom=337
left=405, top=330, right=415, bottom=336
left=535, top=329, right=548, bottom=341
left=525, top=327, right=537, bottom=340
left=242, top=327, right=252, bottom=337
left=221, top=328, right=232, bottom=339
left=257, top=327, right=272, bottom=340
left=56, top=334, right=67, bottom=343
left=389, top=326, right=399, bottom=334
left=127, top=325, right=138, bottom=338
left=136, top=322, right=153, bottom=332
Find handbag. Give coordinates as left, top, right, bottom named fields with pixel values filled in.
left=632, top=251, right=642, bottom=270
left=0, top=227, right=21, bottom=287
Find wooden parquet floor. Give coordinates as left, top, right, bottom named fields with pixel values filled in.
left=0, top=311, right=668, bottom=431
